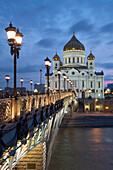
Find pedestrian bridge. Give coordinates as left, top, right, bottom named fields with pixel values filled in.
left=0, top=92, right=77, bottom=170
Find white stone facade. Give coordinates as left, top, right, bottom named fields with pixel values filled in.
left=45, top=34, right=104, bottom=99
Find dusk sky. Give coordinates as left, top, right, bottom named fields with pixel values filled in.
left=0, top=0, right=113, bottom=90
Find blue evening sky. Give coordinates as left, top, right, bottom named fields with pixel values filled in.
left=0, top=0, right=113, bottom=90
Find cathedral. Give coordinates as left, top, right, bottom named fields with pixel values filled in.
left=45, top=32, right=104, bottom=99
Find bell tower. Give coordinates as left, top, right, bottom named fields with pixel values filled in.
left=53, top=52, right=60, bottom=73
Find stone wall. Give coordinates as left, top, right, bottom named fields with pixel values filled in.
left=80, top=99, right=113, bottom=112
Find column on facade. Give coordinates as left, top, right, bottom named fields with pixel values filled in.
left=78, top=76, right=80, bottom=98
left=94, top=76, right=96, bottom=98
left=102, top=76, right=104, bottom=98
left=61, top=79, right=63, bottom=91
left=86, top=75, right=88, bottom=98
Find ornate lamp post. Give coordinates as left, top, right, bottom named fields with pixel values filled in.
left=37, top=82, right=39, bottom=86
left=30, top=80, right=33, bottom=92
left=67, top=78, right=69, bottom=91
left=63, top=73, right=67, bottom=91
left=57, top=69, right=61, bottom=100
left=37, top=82, right=39, bottom=93
left=40, top=69, right=43, bottom=84
left=44, top=57, right=51, bottom=104
left=5, top=23, right=23, bottom=96
left=70, top=81, right=72, bottom=90
left=5, top=75, right=10, bottom=89
left=20, top=78, right=23, bottom=95
left=20, top=78, right=23, bottom=88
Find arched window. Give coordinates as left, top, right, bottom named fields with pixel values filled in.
left=90, top=62, right=92, bottom=65
left=55, top=63, right=57, bottom=69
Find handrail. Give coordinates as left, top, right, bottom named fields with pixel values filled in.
left=0, top=92, right=74, bottom=124
left=0, top=95, right=73, bottom=161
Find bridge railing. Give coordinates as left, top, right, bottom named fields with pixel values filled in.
left=0, top=93, right=74, bottom=168
left=0, top=98, right=12, bottom=124
left=0, top=92, right=73, bottom=124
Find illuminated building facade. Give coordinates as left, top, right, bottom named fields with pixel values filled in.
left=45, top=33, right=104, bottom=99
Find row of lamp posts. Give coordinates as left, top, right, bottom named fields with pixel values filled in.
left=5, top=22, right=75, bottom=99
left=5, top=76, right=40, bottom=94
left=44, top=57, right=76, bottom=103
left=5, top=75, right=23, bottom=89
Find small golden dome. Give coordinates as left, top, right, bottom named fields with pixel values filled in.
left=87, top=51, right=95, bottom=60
left=53, top=52, right=60, bottom=61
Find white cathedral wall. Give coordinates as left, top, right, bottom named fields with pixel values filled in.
left=53, top=60, right=60, bottom=73
left=45, top=73, right=104, bottom=99
left=63, top=50, right=86, bottom=66
left=87, top=60, right=95, bottom=71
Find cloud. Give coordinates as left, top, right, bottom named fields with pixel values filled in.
left=104, top=75, right=113, bottom=81
left=44, top=28, right=63, bottom=37
left=69, top=19, right=94, bottom=34
left=107, top=40, right=113, bottom=45
left=36, top=38, right=57, bottom=48
left=100, top=22, right=113, bottom=33
left=96, top=62, right=113, bottom=69
left=18, top=64, right=45, bottom=73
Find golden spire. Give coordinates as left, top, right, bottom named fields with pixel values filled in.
left=73, top=32, right=75, bottom=35
left=90, top=48, right=92, bottom=54
left=56, top=48, right=57, bottom=54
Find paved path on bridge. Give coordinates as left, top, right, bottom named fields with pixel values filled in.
left=60, top=112, right=113, bottom=127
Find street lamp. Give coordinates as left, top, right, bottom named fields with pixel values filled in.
left=63, top=73, right=67, bottom=91
left=70, top=81, right=73, bottom=90
left=57, top=69, right=61, bottom=100
left=5, top=22, right=23, bottom=96
left=44, top=57, right=51, bottom=104
left=37, top=82, right=39, bottom=86
left=67, top=78, right=69, bottom=91
left=20, top=78, right=23, bottom=87
left=37, top=82, right=39, bottom=93
left=5, top=75, right=10, bottom=89
left=20, top=78, right=23, bottom=95
left=30, top=80, right=33, bottom=92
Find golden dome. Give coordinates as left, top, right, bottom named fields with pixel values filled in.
left=63, top=32, right=85, bottom=51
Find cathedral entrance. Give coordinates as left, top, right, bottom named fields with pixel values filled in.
left=90, top=103, right=94, bottom=112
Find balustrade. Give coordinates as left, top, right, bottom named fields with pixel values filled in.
left=0, top=92, right=74, bottom=124
left=0, top=92, right=75, bottom=169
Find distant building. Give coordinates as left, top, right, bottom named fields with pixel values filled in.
left=106, top=83, right=113, bottom=90
left=34, top=84, right=45, bottom=93
left=4, top=87, right=26, bottom=94
left=45, top=33, right=104, bottom=99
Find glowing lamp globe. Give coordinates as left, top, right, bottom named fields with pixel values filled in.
left=57, top=69, right=61, bottom=75
left=5, top=22, right=16, bottom=43
left=20, top=78, right=24, bottom=82
left=44, top=57, right=51, bottom=67
left=5, top=75, right=10, bottom=80
left=15, top=29, right=23, bottom=46
left=30, top=80, right=33, bottom=84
